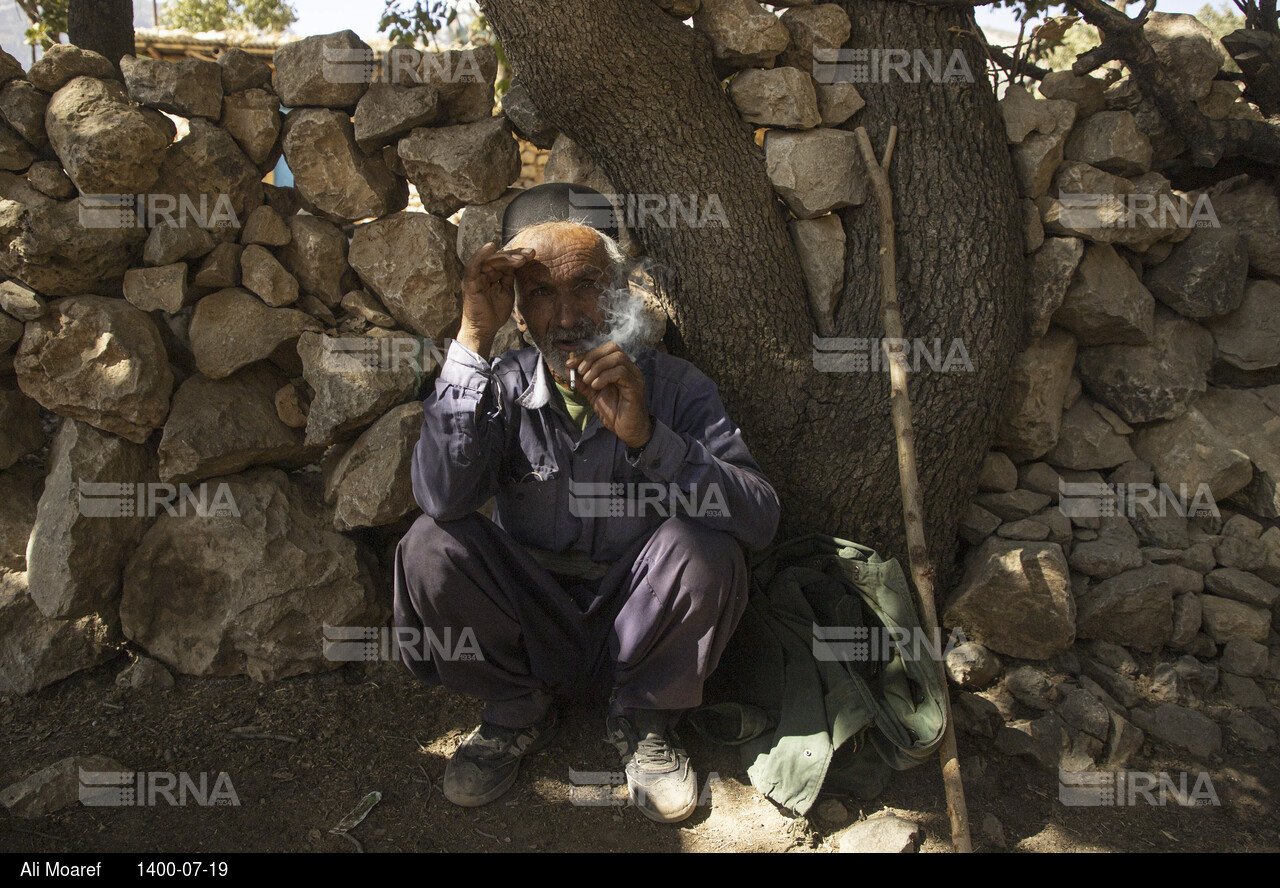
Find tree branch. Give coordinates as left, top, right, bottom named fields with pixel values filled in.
left=1069, top=0, right=1280, bottom=167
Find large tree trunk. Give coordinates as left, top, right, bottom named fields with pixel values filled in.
left=481, top=0, right=1023, bottom=582
left=69, top=0, right=135, bottom=69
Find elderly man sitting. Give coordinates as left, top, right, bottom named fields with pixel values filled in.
left=392, top=184, right=780, bottom=823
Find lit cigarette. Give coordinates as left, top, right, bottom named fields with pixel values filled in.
left=569, top=352, right=576, bottom=389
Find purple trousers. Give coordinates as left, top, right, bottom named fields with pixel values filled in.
left=392, top=512, right=749, bottom=728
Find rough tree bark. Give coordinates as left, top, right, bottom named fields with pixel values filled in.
left=479, top=0, right=1024, bottom=581
left=69, top=0, right=135, bottom=69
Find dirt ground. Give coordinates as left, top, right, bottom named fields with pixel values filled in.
left=2, top=653, right=1278, bottom=854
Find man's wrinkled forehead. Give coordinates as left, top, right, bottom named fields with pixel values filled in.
left=508, top=223, right=611, bottom=285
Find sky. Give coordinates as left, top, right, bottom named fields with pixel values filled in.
left=0, top=0, right=1240, bottom=70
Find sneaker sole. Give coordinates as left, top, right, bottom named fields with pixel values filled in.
left=630, top=785, right=697, bottom=824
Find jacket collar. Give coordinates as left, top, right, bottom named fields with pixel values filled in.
left=515, top=349, right=557, bottom=411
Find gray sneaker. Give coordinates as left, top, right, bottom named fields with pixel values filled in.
left=607, top=713, right=697, bottom=823
left=444, top=709, right=558, bottom=807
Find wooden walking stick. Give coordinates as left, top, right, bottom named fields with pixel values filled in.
left=853, top=125, right=973, bottom=854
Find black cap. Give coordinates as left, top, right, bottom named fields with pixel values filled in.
left=501, top=182, right=619, bottom=246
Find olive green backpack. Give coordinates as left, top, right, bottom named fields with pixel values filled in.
left=696, top=534, right=949, bottom=816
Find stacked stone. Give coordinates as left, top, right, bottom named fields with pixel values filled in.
left=669, top=0, right=866, bottom=332
left=0, top=33, right=549, bottom=692
left=944, top=12, right=1280, bottom=772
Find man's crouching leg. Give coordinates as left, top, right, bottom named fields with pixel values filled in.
left=393, top=512, right=559, bottom=807
left=607, top=516, right=750, bottom=823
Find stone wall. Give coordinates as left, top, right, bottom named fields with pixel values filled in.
left=0, top=3, right=1276, bottom=778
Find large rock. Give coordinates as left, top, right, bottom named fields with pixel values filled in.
left=158, top=364, right=324, bottom=484
left=44, top=76, right=174, bottom=196
left=0, top=118, right=35, bottom=171
left=282, top=108, right=407, bottom=223
left=25, top=419, right=157, bottom=621
left=241, top=244, right=299, bottom=307
left=0, top=180, right=147, bottom=296
left=0, top=572, right=116, bottom=695
left=1142, top=224, right=1247, bottom=319
left=1038, top=162, right=1186, bottom=252
left=500, top=77, right=556, bottom=149
left=277, top=214, right=351, bottom=307
left=151, top=118, right=263, bottom=230
left=220, top=88, right=282, bottom=167
left=27, top=44, right=117, bottom=93
left=779, top=4, right=851, bottom=74
left=1194, top=386, right=1280, bottom=518
left=1204, top=279, right=1280, bottom=371
left=415, top=46, right=498, bottom=124
left=1047, top=398, right=1136, bottom=471
left=1063, top=110, right=1152, bottom=177
left=1199, top=594, right=1271, bottom=642
left=219, top=47, right=273, bottom=94
left=942, top=539, right=1075, bottom=660
left=0, top=383, right=43, bottom=470
left=692, top=0, right=790, bottom=70
left=765, top=128, right=866, bottom=219
left=1143, top=12, right=1225, bottom=102
left=728, top=67, right=821, bottom=129
left=398, top=116, right=521, bottom=217
left=143, top=218, right=217, bottom=266
left=120, top=55, right=222, bottom=119
left=790, top=214, right=844, bottom=325
left=325, top=402, right=423, bottom=530
left=271, top=30, right=371, bottom=109
left=298, top=330, right=422, bottom=447
left=1038, top=71, right=1106, bottom=117
left=1207, top=176, right=1280, bottom=277
left=14, top=296, right=173, bottom=443
left=188, top=288, right=323, bottom=379
left=1068, top=515, right=1144, bottom=579
left=348, top=212, right=463, bottom=338
left=119, top=468, right=382, bottom=682
left=123, top=263, right=191, bottom=313
left=0, top=753, right=129, bottom=817
left=0, top=462, right=42, bottom=572
left=1051, top=244, right=1153, bottom=346
left=1205, top=568, right=1279, bottom=609
left=837, top=814, right=921, bottom=854
left=1009, top=96, right=1075, bottom=199
left=1, top=79, right=50, bottom=148
left=1128, top=703, right=1221, bottom=758
left=994, top=329, right=1077, bottom=461
left=1131, top=406, right=1252, bottom=503
left=1025, top=237, right=1083, bottom=339
left=1076, top=308, right=1213, bottom=424
left=456, top=188, right=524, bottom=262
left=1076, top=564, right=1174, bottom=652
left=353, top=81, right=439, bottom=152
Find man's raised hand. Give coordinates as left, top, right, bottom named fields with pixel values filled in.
left=568, top=343, right=652, bottom=450
left=458, top=242, right=535, bottom=358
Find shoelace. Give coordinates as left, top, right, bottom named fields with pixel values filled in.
left=632, top=734, right=678, bottom=770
